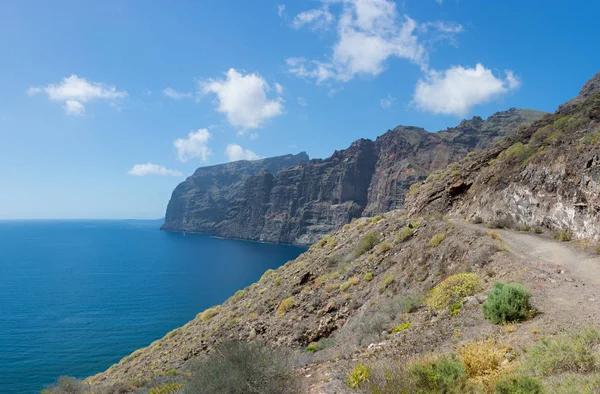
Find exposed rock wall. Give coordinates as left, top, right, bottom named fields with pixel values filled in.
left=406, top=71, right=600, bottom=242
left=163, top=109, right=545, bottom=244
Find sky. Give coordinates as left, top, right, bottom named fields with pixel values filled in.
left=0, top=0, right=598, bottom=219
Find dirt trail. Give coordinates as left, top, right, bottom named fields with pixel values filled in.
left=460, top=221, right=600, bottom=331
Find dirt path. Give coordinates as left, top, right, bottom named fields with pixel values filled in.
left=459, top=221, right=600, bottom=332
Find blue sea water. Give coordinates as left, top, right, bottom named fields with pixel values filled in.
left=0, top=220, right=305, bottom=394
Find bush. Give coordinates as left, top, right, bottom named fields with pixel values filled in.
left=199, top=307, right=219, bottom=321
left=378, top=241, right=392, bottom=253
left=543, top=372, right=600, bottom=394
left=340, top=277, right=360, bottom=291
left=364, top=272, right=373, bottom=281
left=353, top=233, right=382, bottom=256
left=371, top=215, right=383, bottom=223
left=410, top=355, right=467, bottom=393
left=149, top=383, right=184, bottom=394
left=429, top=232, right=446, bottom=247
left=426, top=273, right=482, bottom=312
left=524, top=327, right=600, bottom=376
left=494, top=375, right=543, bottom=394
left=184, top=341, right=298, bottom=394
left=42, top=377, right=90, bottom=394
left=553, top=230, right=573, bottom=242
left=359, top=361, right=416, bottom=393
left=276, top=296, right=295, bottom=317
left=482, top=282, right=531, bottom=324
left=399, top=294, right=423, bottom=313
left=396, top=226, right=415, bottom=243
left=347, top=363, right=372, bottom=388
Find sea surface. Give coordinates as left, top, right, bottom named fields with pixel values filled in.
left=0, top=220, right=306, bottom=394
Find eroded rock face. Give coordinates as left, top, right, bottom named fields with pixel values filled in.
left=163, top=109, right=545, bottom=244
left=406, top=71, right=600, bottom=242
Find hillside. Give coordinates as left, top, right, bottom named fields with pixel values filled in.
left=405, top=71, right=600, bottom=243
left=48, top=73, right=600, bottom=394
left=163, top=109, right=545, bottom=245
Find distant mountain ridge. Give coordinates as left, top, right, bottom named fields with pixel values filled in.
left=162, top=108, right=546, bottom=244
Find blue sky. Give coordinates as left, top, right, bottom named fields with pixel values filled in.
left=0, top=0, right=598, bottom=219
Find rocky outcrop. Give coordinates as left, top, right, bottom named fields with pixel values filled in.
left=163, top=109, right=545, bottom=244
left=406, top=71, right=600, bottom=242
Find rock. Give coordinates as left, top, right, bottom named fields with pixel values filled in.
left=162, top=109, right=544, bottom=245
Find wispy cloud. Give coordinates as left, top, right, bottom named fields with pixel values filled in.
left=285, top=0, right=463, bottom=84
left=28, top=75, right=127, bottom=115
left=380, top=94, right=396, bottom=109
left=163, top=87, right=193, bottom=100
left=128, top=163, right=182, bottom=177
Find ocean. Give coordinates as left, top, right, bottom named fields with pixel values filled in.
left=0, top=220, right=305, bottom=394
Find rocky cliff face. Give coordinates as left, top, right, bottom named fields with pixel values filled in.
left=163, top=109, right=545, bottom=244
left=160, top=153, right=309, bottom=233
left=406, top=71, right=600, bottom=242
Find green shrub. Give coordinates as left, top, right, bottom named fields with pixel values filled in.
left=524, top=327, right=600, bottom=376
left=494, top=375, right=543, bottom=394
left=199, top=307, right=219, bottom=321
left=316, top=235, right=330, bottom=248
left=399, top=294, right=423, bottom=313
left=498, top=142, right=533, bottom=164
left=371, top=215, right=383, bottom=223
left=347, top=363, right=371, bottom=388
left=149, top=383, right=184, bottom=394
left=543, top=372, right=600, bottom=394
left=429, top=232, right=446, bottom=247
left=231, top=289, right=246, bottom=302
left=340, top=277, right=360, bottom=291
left=42, top=377, right=90, bottom=394
left=410, top=355, right=467, bottom=393
left=184, top=341, right=298, bottom=394
left=553, top=230, right=572, bottom=242
left=378, top=241, right=392, bottom=253
left=276, top=296, right=295, bottom=317
left=483, top=282, right=532, bottom=324
left=426, top=273, right=482, bottom=311
left=353, top=233, right=382, bottom=256
left=396, top=226, right=415, bottom=243
left=364, top=272, right=373, bottom=281
left=392, top=322, right=411, bottom=332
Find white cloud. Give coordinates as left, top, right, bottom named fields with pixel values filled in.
left=297, top=96, right=308, bottom=106
left=28, top=75, right=126, bottom=115
left=201, top=68, right=284, bottom=131
left=249, top=132, right=259, bottom=141
left=225, top=144, right=260, bottom=162
left=286, top=0, right=464, bottom=84
left=163, top=87, right=193, bottom=100
left=173, top=128, right=212, bottom=163
left=128, top=163, right=183, bottom=177
left=292, top=6, right=334, bottom=30
left=413, top=64, right=521, bottom=116
left=65, top=100, right=85, bottom=115
left=380, top=94, right=396, bottom=109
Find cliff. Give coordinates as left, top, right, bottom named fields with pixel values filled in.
left=163, top=109, right=545, bottom=244
left=406, top=71, right=600, bottom=242
left=160, top=153, right=309, bottom=233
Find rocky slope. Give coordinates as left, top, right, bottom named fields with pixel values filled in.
left=64, top=72, right=600, bottom=394
left=164, top=109, right=545, bottom=245
left=406, top=71, right=600, bottom=242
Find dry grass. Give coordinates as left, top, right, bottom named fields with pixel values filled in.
left=458, top=339, right=512, bottom=393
